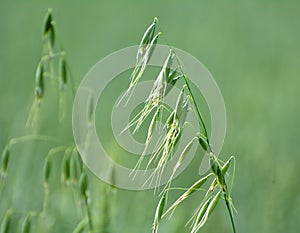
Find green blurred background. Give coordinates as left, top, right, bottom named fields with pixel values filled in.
left=1, top=0, right=300, bottom=232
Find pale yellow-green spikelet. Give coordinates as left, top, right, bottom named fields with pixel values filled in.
left=162, top=138, right=196, bottom=194
left=209, top=152, right=226, bottom=190
left=192, top=191, right=222, bottom=232
left=119, top=18, right=161, bottom=104
left=191, top=197, right=211, bottom=233
left=173, top=138, right=194, bottom=171
left=163, top=174, right=211, bottom=218
left=124, top=52, right=175, bottom=135
left=206, top=156, right=232, bottom=195
left=130, top=108, right=161, bottom=177
left=137, top=17, right=158, bottom=61
left=152, top=192, right=166, bottom=233
left=128, top=32, right=161, bottom=96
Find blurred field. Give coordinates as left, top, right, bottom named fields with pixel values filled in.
left=1, top=1, right=300, bottom=232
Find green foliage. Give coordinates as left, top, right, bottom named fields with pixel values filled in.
left=2, top=2, right=300, bottom=233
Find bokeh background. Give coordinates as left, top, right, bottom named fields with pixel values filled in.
left=1, top=1, right=299, bottom=233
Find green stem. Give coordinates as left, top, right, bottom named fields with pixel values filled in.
left=182, top=76, right=208, bottom=138
left=169, top=49, right=212, bottom=152
left=224, top=192, right=236, bottom=233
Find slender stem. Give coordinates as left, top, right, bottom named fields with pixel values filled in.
left=172, top=50, right=236, bottom=233
left=224, top=192, right=237, bottom=233
left=167, top=47, right=213, bottom=152
left=156, top=31, right=208, bottom=140
left=182, top=76, right=208, bottom=138
left=183, top=74, right=213, bottom=153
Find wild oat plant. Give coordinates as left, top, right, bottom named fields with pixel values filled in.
left=120, top=18, right=237, bottom=233
left=0, top=10, right=236, bottom=233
